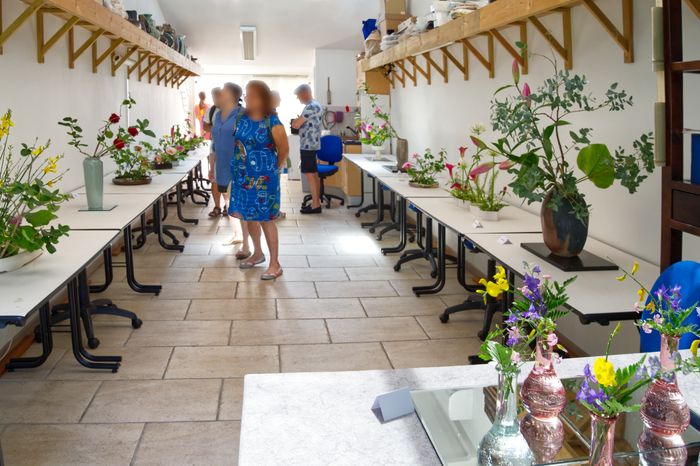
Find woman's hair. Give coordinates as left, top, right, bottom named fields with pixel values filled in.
left=246, top=80, right=274, bottom=117
left=223, top=82, right=243, bottom=104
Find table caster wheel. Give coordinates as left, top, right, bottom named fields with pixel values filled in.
left=439, top=314, right=449, bottom=323
left=88, top=337, right=100, bottom=349
left=355, top=212, right=361, bottom=218
left=132, top=318, right=143, bottom=329
left=369, top=228, right=375, bottom=234
left=393, top=264, right=401, bottom=272
left=183, top=232, right=190, bottom=238
left=430, top=271, right=437, bottom=278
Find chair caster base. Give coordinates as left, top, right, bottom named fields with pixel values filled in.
left=439, top=314, right=449, bottom=323
left=88, top=337, right=100, bottom=349
left=132, top=318, right=143, bottom=329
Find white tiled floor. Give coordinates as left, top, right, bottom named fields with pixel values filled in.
left=0, top=177, right=483, bottom=465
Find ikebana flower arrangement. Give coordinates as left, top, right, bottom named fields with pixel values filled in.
left=402, top=148, right=446, bottom=188
left=445, top=146, right=475, bottom=206
left=112, top=142, right=156, bottom=185
left=0, top=110, right=70, bottom=272
left=154, top=123, right=203, bottom=169
left=59, top=98, right=155, bottom=206
left=616, top=263, right=699, bottom=440
left=355, top=86, right=398, bottom=160
left=475, top=53, right=654, bottom=257
left=480, top=264, right=575, bottom=419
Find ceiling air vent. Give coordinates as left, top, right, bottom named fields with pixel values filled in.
left=240, top=26, right=257, bottom=61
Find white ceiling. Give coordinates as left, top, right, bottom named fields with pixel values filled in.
left=158, top=0, right=377, bottom=75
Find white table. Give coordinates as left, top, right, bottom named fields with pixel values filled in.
left=467, top=232, right=659, bottom=324
left=238, top=354, right=700, bottom=466
left=343, top=153, right=402, bottom=179
left=74, top=173, right=186, bottom=195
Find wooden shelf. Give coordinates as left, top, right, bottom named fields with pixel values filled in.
left=1, top=0, right=202, bottom=87
left=360, top=0, right=636, bottom=88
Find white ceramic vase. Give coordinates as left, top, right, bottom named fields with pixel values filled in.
left=0, top=250, right=43, bottom=273
left=371, top=145, right=383, bottom=161
left=475, top=208, right=499, bottom=221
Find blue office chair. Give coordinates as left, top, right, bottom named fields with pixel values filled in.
left=302, top=135, right=346, bottom=209
left=640, top=260, right=700, bottom=352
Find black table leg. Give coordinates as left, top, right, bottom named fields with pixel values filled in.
left=381, top=197, right=407, bottom=255
left=123, top=225, right=162, bottom=295
left=88, top=248, right=113, bottom=294
left=413, top=223, right=447, bottom=296
left=439, top=235, right=486, bottom=323
left=154, top=200, right=185, bottom=252
left=6, top=304, right=53, bottom=370
left=176, top=182, right=199, bottom=225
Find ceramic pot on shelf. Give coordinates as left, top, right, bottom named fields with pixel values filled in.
left=0, top=250, right=43, bottom=274
left=541, top=190, right=588, bottom=257
left=83, top=157, right=104, bottom=211
left=370, top=145, right=383, bottom=161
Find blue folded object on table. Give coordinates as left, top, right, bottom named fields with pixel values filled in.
left=362, top=19, right=378, bottom=40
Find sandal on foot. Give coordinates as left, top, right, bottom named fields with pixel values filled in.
left=235, top=250, right=252, bottom=260
left=208, top=207, right=222, bottom=217
left=261, top=269, right=283, bottom=281
left=222, top=205, right=229, bottom=217
left=240, top=255, right=266, bottom=269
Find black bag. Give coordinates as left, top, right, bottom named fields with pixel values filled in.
left=290, top=119, right=299, bottom=135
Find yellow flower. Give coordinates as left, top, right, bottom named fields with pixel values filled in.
left=494, top=265, right=506, bottom=282
left=637, top=288, right=645, bottom=303
left=32, top=145, right=45, bottom=156
left=0, top=112, right=13, bottom=138
left=631, top=262, right=639, bottom=275
left=616, top=273, right=627, bottom=282
left=47, top=180, right=54, bottom=187
left=593, top=358, right=616, bottom=387
left=646, top=300, right=656, bottom=312
left=691, top=340, right=699, bottom=358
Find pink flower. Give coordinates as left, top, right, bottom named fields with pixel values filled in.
left=379, top=124, right=386, bottom=130
left=642, top=322, right=652, bottom=334
left=165, top=147, right=177, bottom=156
left=470, top=161, right=495, bottom=177
left=522, top=83, right=531, bottom=98
left=542, top=274, right=552, bottom=280
left=552, top=353, right=562, bottom=365
left=402, top=162, right=412, bottom=169
left=445, top=163, right=455, bottom=178
left=512, top=59, right=520, bottom=84
left=176, top=145, right=185, bottom=152
left=10, top=215, right=22, bottom=226
left=634, top=301, right=643, bottom=313
left=653, top=313, right=663, bottom=325
left=498, top=160, right=514, bottom=170
left=470, top=136, right=486, bottom=149
left=373, top=107, right=382, bottom=115
left=450, top=182, right=462, bottom=190
left=511, top=351, right=521, bottom=363
left=411, top=153, right=419, bottom=160
left=366, top=124, right=373, bottom=132
left=458, top=146, right=467, bottom=158
left=547, top=333, right=558, bottom=347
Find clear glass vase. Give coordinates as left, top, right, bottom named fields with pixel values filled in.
left=520, top=335, right=566, bottom=419
left=477, top=367, right=533, bottom=466
left=640, top=335, right=690, bottom=436
left=589, top=413, right=617, bottom=466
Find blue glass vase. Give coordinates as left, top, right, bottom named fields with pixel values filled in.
left=478, top=367, right=533, bottom=466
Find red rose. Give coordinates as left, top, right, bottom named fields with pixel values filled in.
left=108, top=113, right=120, bottom=124
left=128, top=127, right=139, bottom=137
left=113, top=138, right=126, bottom=149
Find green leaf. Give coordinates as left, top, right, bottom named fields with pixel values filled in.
left=24, top=210, right=56, bottom=227
left=577, top=144, right=615, bottom=189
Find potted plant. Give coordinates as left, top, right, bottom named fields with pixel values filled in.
left=355, top=87, right=398, bottom=160
left=615, top=264, right=699, bottom=441
left=112, top=142, right=155, bottom=185
left=59, top=98, right=155, bottom=208
left=0, top=110, right=70, bottom=272
left=402, top=148, right=446, bottom=188
left=475, top=54, right=654, bottom=256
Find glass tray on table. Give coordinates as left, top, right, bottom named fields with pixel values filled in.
left=410, top=379, right=700, bottom=466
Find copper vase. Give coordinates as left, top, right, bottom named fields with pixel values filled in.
left=640, top=335, right=690, bottom=436
left=520, top=336, right=566, bottom=419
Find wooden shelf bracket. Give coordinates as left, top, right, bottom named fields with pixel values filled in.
left=139, top=55, right=157, bottom=81
left=149, top=58, right=167, bottom=83
left=0, top=0, right=45, bottom=54
left=395, top=59, right=416, bottom=86
left=685, top=0, right=700, bottom=19
left=490, top=22, right=528, bottom=74
left=441, top=44, right=468, bottom=81
left=36, top=8, right=78, bottom=63
left=423, top=51, right=448, bottom=83
left=582, top=0, right=634, bottom=63
left=67, top=27, right=103, bottom=69
left=91, top=37, right=123, bottom=73
left=127, top=50, right=149, bottom=78
left=111, top=44, right=137, bottom=76
left=461, top=34, right=494, bottom=79
left=529, top=8, right=573, bottom=69
left=407, top=55, right=430, bottom=85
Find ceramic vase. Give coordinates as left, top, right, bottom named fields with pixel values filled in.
left=477, top=367, right=533, bottom=466
left=520, top=335, right=566, bottom=419
left=640, top=335, right=690, bottom=436
left=475, top=208, right=500, bottom=221
left=541, top=189, right=588, bottom=257
left=589, top=413, right=617, bottom=466
left=83, top=157, right=104, bottom=211
left=0, top=250, right=43, bottom=273
left=371, top=145, right=383, bottom=161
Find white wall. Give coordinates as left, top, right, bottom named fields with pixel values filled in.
left=390, top=1, right=700, bottom=354
left=0, top=0, right=190, bottom=350
left=313, top=49, right=359, bottom=107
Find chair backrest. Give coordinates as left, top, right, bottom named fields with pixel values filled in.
left=640, top=260, right=700, bottom=352
left=317, top=135, right=343, bottom=165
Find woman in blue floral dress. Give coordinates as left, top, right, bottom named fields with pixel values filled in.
left=229, top=80, right=289, bottom=280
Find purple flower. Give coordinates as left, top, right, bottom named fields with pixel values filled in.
left=506, top=327, right=521, bottom=346
left=505, top=312, right=518, bottom=325
left=642, top=322, right=652, bottom=334
left=648, top=356, right=661, bottom=379
left=532, top=265, right=541, bottom=274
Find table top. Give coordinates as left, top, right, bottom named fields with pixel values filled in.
left=54, top=193, right=161, bottom=230
left=467, top=232, right=659, bottom=321
left=74, top=173, right=186, bottom=195
left=409, top=198, right=542, bottom=235
left=0, top=230, right=119, bottom=323
left=238, top=353, right=699, bottom=466
left=156, top=152, right=207, bottom=174
left=375, top=176, right=453, bottom=199
left=343, top=153, right=403, bottom=178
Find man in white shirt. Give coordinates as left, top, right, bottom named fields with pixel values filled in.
left=291, top=84, right=323, bottom=214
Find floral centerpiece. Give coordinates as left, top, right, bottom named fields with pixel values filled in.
left=474, top=53, right=654, bottom=257
left=0, top=110, right=70, bottom=272
left=112, top=141, right=156, bottom=185
left=480, top=263, right=574, bottom=419
left=154, top=123, right=204, bottom=168
left=446, top=146, right=475, bottom=207
left=355, top=87, right=397, bottom=160
left=616, top=263, right=700, bottom=439
left=402, top=148, right=446, bottom=188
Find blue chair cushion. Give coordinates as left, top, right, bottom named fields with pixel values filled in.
left=317, top=164, right=338, bottom=175
left=317, top=135, right=343, bottom=164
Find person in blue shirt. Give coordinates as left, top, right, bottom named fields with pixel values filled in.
left=230, top=80, right=289, bottom=280
left=210, top=82, right=250, bottom=259
left=291, top=84, right=323, bottom=214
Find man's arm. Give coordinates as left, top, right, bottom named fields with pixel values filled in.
left=291, top=116, right=306, bottom=130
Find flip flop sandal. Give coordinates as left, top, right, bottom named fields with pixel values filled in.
left=235, top=250, right=252, bottom=260
left=261, top=269, right=283, bottom=281
left=240, top=255, right=266, bottom=269
left=208, top=207, right=222, bottom=217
